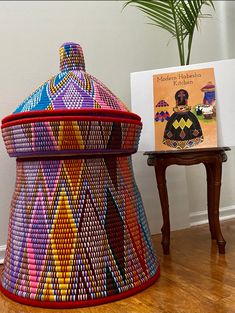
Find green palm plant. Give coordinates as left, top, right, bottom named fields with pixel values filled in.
left=123, top=0, right=215, bottom=65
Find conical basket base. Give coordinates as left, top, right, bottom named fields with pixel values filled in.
left=0, top=156, right=159, bottom=308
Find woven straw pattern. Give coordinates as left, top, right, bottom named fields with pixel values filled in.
left=1, top=157, right=159, bottom=302
left=13, top=43, right=128, bottom=114
left=0, top=42, right=159, bottom=307
left=60, top=42, right=85, bottom=72
left=13, top=71, right=128, bottom=113
left=2, top=120, right=141, bottom=156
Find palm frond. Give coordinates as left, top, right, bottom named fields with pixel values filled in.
left=177, top=0, right=213, bottom=32
left=123, top=0, right=215, bottom=65
left=124, top=0, right=178, bottom=36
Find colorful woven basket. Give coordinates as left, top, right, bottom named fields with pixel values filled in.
left=0, top=42, right=160, bottom=308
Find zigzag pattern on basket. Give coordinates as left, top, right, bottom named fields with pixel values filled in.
left=13, top=71, right=128, bottom=114
left=2, top=157, right=159, bottom=302
left=2, top=120, right=142, bottom=156
left=0, top=42, right=160, bottom=307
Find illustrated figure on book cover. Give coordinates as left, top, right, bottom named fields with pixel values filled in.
left=163, top=89, right=204, bottom=149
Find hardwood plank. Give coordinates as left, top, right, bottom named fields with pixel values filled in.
left=1, top=219, right=235, bottom=313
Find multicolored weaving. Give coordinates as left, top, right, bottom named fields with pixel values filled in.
left=13, top=43, right=128, bottom=113
left=0, top=42, right=159, bottom=308
left=2, top=120, right=142, bottom=157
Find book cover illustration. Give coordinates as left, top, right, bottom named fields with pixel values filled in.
left=153, top=68, right=217, bottom=150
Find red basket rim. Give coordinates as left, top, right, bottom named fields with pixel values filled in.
left=2, top=109, right=141, bottom=125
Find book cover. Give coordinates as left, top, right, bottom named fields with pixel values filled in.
left=153, top=68, right=217, bottom=150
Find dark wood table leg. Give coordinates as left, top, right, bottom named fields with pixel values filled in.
left=154, top=161, right=170, bottom=254
left=205, top=157, right=226, bottom=254
left=205, top=163, right=217, bottom=240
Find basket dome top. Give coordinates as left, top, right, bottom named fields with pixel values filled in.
left=13, top=42, right=129, bottom=114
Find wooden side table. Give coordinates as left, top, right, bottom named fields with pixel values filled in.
left=144, top=147, right=231, bottom=255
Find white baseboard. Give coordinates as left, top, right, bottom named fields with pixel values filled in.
left=190, top=205, right=235, bottom=226
left=0, top=245, right=6, bottom=265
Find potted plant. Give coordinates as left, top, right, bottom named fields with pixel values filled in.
left=123, top=0, right=215, bottom=66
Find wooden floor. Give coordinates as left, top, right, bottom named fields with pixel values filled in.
left=1, top=219, right=235, bottom=312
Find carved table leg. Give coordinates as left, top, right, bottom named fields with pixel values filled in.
left=205, top=158, right=226, bottom=254
left=205, top=163, right=217, bottom=240
left=154, top=161, right=170, bottom=254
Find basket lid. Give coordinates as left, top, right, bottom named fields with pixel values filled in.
left=16, top=42, right=129, bottom=112
left=1, top=43, right=142, bottom=158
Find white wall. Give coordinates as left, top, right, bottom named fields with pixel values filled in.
left=0, top=1, right=235, bottom=249
left=184, top=1, right=235, bottom=224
